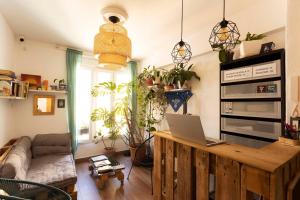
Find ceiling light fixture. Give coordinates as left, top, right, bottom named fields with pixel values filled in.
left=93, top=7, right=131, bottom=70
left=171, top=0, right=192, bottom=65
left=209, top=0, right=240, bottom=51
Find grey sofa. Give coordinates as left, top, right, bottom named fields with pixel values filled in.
left=0, top=134, right=77, bottom=194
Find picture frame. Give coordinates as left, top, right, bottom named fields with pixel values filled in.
left=21, top=74, right=41, bottom=90
left=57, top=99, right=65, bottom=108
left=260, top=42, right=275, bottom=54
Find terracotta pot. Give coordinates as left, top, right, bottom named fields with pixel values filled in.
left=104, top=147, right=116, bottom=157
left=164, top=85, right=174, bottom=91
left=145, top=78, right=153, bottom=86
left=129, top=144, right=146, bottom=165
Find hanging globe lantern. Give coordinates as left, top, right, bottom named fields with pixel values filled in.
left=209, top=0, right=240, bottom=51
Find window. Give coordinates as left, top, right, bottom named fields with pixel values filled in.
left=76, top=65, right=130, bottom=143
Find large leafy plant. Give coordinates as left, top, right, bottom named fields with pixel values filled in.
left=91, top=81, right=128, bottom=149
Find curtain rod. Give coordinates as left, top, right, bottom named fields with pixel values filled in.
left=55, top=45, right=96, bottom=59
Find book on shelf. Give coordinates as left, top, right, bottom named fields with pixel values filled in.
left=0, top=69, right=16, bottom=78
left=0, top=75, right=14, bottom=81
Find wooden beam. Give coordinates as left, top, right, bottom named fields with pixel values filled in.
left=165, top=140, right=174, bottom=200
left=216, top=156, right=241, bottom=200
left=153, top=136, right=163, bottom=200
left=177, top=143, right=192, bottom=200
left=195, top=149, right=209, bottom=200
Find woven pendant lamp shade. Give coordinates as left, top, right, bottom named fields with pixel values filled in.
left=94, top=22, right=131, bottom=69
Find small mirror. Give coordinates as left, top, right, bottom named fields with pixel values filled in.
left=33, top=95, right=55, bottom=115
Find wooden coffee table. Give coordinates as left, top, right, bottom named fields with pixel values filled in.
left=88, top=155, right=125, bottom=189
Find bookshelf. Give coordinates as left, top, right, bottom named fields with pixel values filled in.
left=0, top=80, right=29, bottom=100
left=219, top=49, right=285, bottom=148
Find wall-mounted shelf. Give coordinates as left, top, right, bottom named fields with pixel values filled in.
left=28, top=89, right=67, bottom=94
left=0, top=96, right=26, bottom=100
left=219, top=49, right=286, bottom=148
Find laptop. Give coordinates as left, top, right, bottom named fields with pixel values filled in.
left=166, top=113, right=224, bottom=147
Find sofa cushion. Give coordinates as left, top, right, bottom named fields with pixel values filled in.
left=0, top=137, right=32, bottom=180
left=32, top=133, right=71, bottom=158
left=26, top=154, right=77, bottom=188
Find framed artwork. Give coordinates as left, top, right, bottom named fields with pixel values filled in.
left=21, top=74, right=41, bottom=90
left=260, top=42, right=275, bottom=54
left=57, top=99, right=65, bottom=108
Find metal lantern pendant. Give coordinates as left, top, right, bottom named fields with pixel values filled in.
left=209, top=0, right=240, bottom=51
left=171, top=0, right=192, bottom=65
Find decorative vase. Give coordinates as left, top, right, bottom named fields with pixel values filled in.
left=129, top=144, right=146, bottom=165
left=240, top=40, right=262, bottom=58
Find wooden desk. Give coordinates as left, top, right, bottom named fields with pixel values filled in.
left=153, top=131, right=300, bottom=200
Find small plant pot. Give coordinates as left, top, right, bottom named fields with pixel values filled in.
left=240, top=40, right=262, bottom=58
left=104, top=147, right=116, bottom=157
left=164, top=85, right=174, bottom=91
left=145, top=78, right=154, bottom=86
left=129, top=144, right=146, bottom=165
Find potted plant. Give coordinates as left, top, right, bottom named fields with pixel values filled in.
left=170, top=63, right=200, bottom=89
left=91, top=109, right=120, bottom=155
left=91, top=81, right=128, bottom=155
left=212, top=44, right=234, bottom=63
left=122, top=107, right=146, bottom=164
left=152, top=67, right=162, bottom=85
left=162, top=71, right=175, bottom=91
left=240, top=32, right=266, bottom=58
left=138, top=66, right=155, bottom=86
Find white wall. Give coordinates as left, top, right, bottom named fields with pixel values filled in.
left=141, top=0, right=287, bottom=67
left=286, top=0, right=300, bottom=118
left=12, top=40, right=68, bottom=138
left=0, top=12, right=16, bottom=146
left=157, top=29, right=286, bottom=139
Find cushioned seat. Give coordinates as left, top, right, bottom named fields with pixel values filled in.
left=26, top=154, right=77, bottom=188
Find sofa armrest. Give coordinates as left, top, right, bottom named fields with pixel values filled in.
left=32, top=133, right=72, bottom=158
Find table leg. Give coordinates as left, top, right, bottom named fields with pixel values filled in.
left=116, top=170, right=125, bottom=185
left=97, top=174, right=109, bottom=189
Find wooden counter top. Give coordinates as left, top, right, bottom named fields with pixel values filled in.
left=154, top=131, right=300, bottom=172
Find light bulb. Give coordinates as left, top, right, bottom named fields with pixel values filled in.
left=178, top=47, right=186, bottom=57
left=217, top=27, right=230, bottom=41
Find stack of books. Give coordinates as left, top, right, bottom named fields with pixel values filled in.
left=0, top=69, right=16, bottom=96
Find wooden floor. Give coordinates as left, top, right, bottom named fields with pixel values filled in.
left=76, top=155, right=153, bottom=200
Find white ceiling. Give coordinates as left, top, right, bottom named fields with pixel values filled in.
left=0, top=0, right=281, bottom=66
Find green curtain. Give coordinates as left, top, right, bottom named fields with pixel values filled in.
left=66, top=48, right=82, bottom=153
left=128, top=60, right=137, bottom=115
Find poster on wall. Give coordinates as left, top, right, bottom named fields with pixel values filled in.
left=224, top=67, right=252, bottom=81
left=253, top=62, right=277, bottom=77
